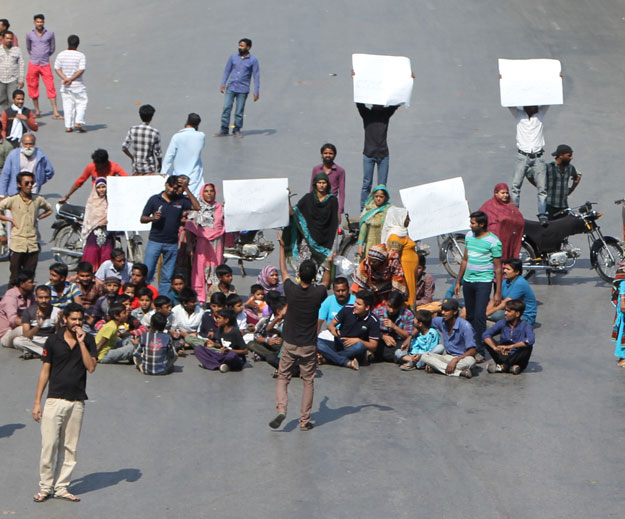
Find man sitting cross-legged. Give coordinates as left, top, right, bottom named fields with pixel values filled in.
left=483, top=299, right=535, bottom=375
left=372, top=290, right=413, bottom=362
left=318, top=289, right=380, bottom=371
left=14, top=284, right=61, bottom=358
left=422, top=298, right=476, bottom=378
left=486, top=258, right=537, bottom=324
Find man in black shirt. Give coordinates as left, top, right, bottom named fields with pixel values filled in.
left=32, top=303, right=97, bottom=503
left=269, top=237, right=330, bottom=431
left=322, top=290, right=380, bottom=370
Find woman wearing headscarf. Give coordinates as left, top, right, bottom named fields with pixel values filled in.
left=282, top=172, right=338, bottom=267
left=184, top=183, right=225, bottom=304
left=357, top=185, right=391, bottom=259
left=257, top=265, right=284, bottom=296
left=352, top=244, right=407, bottom=304
left=479, top=183, right=525, bottom=260
left=381, top=206, right=419, bottom=308
left=81, top=177, right=115, bottom=269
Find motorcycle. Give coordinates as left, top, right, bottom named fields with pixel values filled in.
left=338, top=213, right=430, bottom=262
left=51, top=202, right=144, bottom=270
left=438, top=201, right=623, bottom=283
left=223, top=230, right=274, bottom=277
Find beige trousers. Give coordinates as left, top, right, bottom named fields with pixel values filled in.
left=0, top=325, right=23, bottom=348
left=276, top=341, right=317, bottom=427
left=421, top=352, right=476, bottom=377
left=39, top=398, right=85, bottom=493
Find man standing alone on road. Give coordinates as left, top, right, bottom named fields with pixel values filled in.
left=54, top=34, right=87, bottom=133
left=25, top=14, right=62, bottom=119
left=216, top=38, right=259, bottom=138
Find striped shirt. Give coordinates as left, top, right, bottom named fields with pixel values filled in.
left=45, top=281, right=82, bottom=309
left=122, top=123, right=162, bottom=174
left=463, top=231, right=502, bottom=283
left=53, top=49, right=86, bottom=92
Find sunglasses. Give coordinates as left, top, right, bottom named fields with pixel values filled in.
left=22, top=181, right=34, bottom=185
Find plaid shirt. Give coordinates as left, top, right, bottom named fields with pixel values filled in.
left=546, top=161, right=580, bottom=209
left=373, top=304, right=414, bottom=341
left=122, top=122, right=162, bottom=174
left=134, top=330, right=177, bottom=375
left=0, top=45, right=24, bottom=83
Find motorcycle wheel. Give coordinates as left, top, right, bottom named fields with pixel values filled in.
left=593, top=238, right=624, bottom=283
left=53, top=225, right=84, bottom=271
left=519, top=241, right=536, bottom=280
left=439, top=234, right=465, bottom=278
left=338, top=235, right=360, bottom=264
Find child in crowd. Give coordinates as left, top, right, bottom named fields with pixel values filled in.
left=244, top=283, right=267, bottom=325
left=195, top=308, right=247, bottom=372
left=141, top=295, right=173, bottom=328
left=122, top=283, right=136, bottom=300
left=226, top=293, right=251, bottom=335
left=91, top=277, right=121, bottom=325
left=171, top=288, right=203, bottom=346
left=207, top=264, right=236, bottom=299
left=185, top=292, right=225, bottom=348
left=115, top=294, right=147, bottom=342
left=131, top=287, right=154, bottom=322
left=168, top=274, right=186, bottom=306
left=247, top=296, right=289, bottom=375
left=96, top=302, right=134, bottom=364
left=396, top=309, right=443, bottom=370
left=133, top=312, right=177, bottom=375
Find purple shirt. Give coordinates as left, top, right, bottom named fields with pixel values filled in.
left=310, top=163, right=346, bottom=215
left=0, top=287, right=34, bottom=336
left=25, top=28, right=55, bottom=65
left=221, top=53, right=260, bottom=95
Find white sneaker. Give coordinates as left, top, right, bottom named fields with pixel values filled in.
left=219, top=363, right=230, bottom=373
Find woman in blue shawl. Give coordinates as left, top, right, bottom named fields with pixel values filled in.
left=610, top=260, right=625, bottom=367
left=357, top=185, right=391, bottom=259
left=282, top=172, right=339, bottom=267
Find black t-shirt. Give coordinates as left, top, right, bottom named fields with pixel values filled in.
left=142, top=193, right=192, bottom=244
left=42, top=328, right=97, bottom=401
left=357, top=103, right=398, bottom=158
left=335, top=304, right=380, bottom=346
left=282, top=278, right=327, bottom=346
left=21, top=305, right=60, bottom=337
left=217, top=326, right=247, bottom=357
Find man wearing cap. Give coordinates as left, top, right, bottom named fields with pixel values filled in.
left=542, top=144, right=581, bottom=220
left=421, top=298, right=476, bottom=378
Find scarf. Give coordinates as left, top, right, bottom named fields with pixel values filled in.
left=354, top=244, right=407, bottom=295
left=479, top=182, right=525, bottom=259
left=8, top=103, right=24, bottom=142
left=82, top=177, right=108, bottom=239
left=184, top=183, right=225, bottom=241
left=381, top=206, right=408, bottom=245
left=257, top=265, right=284, bottom=295
left=282, top=172, right=338, bottom=263
left=360, top=185, right=391, bottom=224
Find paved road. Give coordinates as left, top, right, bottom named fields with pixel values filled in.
left=1, top=1, right=624, bottom=517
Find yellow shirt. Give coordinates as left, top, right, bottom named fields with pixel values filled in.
left=95, top=320, right=119, bottom=361
left=0, top=194, right=51, bottom=252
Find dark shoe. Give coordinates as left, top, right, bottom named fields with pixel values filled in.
left=300, top=422, right=314, bottom=431
left=233, top=131, right=244, bottom=138
left=424, top=365, right=434, bottom=374
left=214, top=131, right=229, bottom=137
left=269, top=413, right=286, bottom=429
left=510, top=364, right=522, bottom=375
left=459, top=369, right=473, bottom=379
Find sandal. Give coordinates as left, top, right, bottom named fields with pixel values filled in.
left=33, top=491, right=51, bottom=503
left=55, top=490, right=80, bottom=502
left=65, top=128, right=73, bottom=133
left=52, top=114, right=64, bottom=120
left=74, top=125, right=86, bottom=133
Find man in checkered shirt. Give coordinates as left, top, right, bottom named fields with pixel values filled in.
left=121, top=104, right=162, bottom=175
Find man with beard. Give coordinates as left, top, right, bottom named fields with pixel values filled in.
left=215, top=38, right=259, bottom=138
left=14, top=284, right=61, bottom=358
left=0, top=133, right=54, bottom=197
left=0, top=31, right=24, bottom=112
left=1, top=89, right=38, bottom=146
left=317, top=277, right=355, bottom=331
left=543, top=144, right=581, bottom=220
left=310, top=143, right=345, bottom=219
left=140, top=175, right=199, bottom=294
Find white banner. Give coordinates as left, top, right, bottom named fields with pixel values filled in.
left=499, top=58, right=563, bottom=107
left=223, top=178, right=290, bottom=232
left=107, top=176, right=166, bottom=231
left=399, top=177, right=470, bottom=241
left=352, top=53, right=413, bottom=106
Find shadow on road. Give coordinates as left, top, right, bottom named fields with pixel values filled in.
left=0, top=423, right=25, bottom=438
left=69, top=468, right=142, bottom=494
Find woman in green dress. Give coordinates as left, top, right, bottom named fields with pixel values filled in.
left=357, top=185, right=390, bottom=259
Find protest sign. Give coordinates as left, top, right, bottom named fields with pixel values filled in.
left=352, top=53, right=413, bottom=106
left=499, top=58, right=563, bottom=107
left=223, top=178, right=290, bottom=232
left=399, top=177, right=470, bottom=241
left=107, top=176, right=165, bottom=231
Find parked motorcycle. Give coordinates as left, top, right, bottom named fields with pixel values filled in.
left=438, top=201, right=623, bottom=283
left=223, top=230, right=274, bottom=277
left=51, top=203, right=144, bottom=270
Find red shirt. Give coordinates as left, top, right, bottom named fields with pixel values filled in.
left=73, top=161, right=128, bottom=188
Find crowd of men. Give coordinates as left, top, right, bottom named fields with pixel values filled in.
left=0, top=14, right=586, bottom=504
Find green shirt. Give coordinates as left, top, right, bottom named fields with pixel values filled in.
left=463, top=231, right=502, bottom=283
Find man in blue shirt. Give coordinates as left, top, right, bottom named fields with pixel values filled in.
left=486, top=258, right=537, bottom=324
left=140, top=176, right=199, bottom=294
left=317, top=277, right=355, bottom=329
left=422, top=298, right=476, bottom=378
left=216, top=38, right=260, bottom=138
left=483, top=299, right=535, bottom=375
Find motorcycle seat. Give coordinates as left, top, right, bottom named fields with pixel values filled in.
left=58, top=203, right=85, bottom=219
left=524, top=215, right=586, bottom=254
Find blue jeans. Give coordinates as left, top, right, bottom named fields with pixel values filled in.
left=361, top=155, right=390, bottom=209
left=220, top=89, right=248, bottom=134
left=317, top=337, right=367, bottom=367
left=144, top=240, right=178, bottom=295
left=462, top=281, right=492, bottom=355
left=395, top=342, right=445, bottom=368
left=99, top=340, right=135, bottom=364
left=510, top=151, right=547, bottom=217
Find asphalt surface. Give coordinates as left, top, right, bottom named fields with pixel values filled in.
left=1, top=1, right=625, bottom=518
